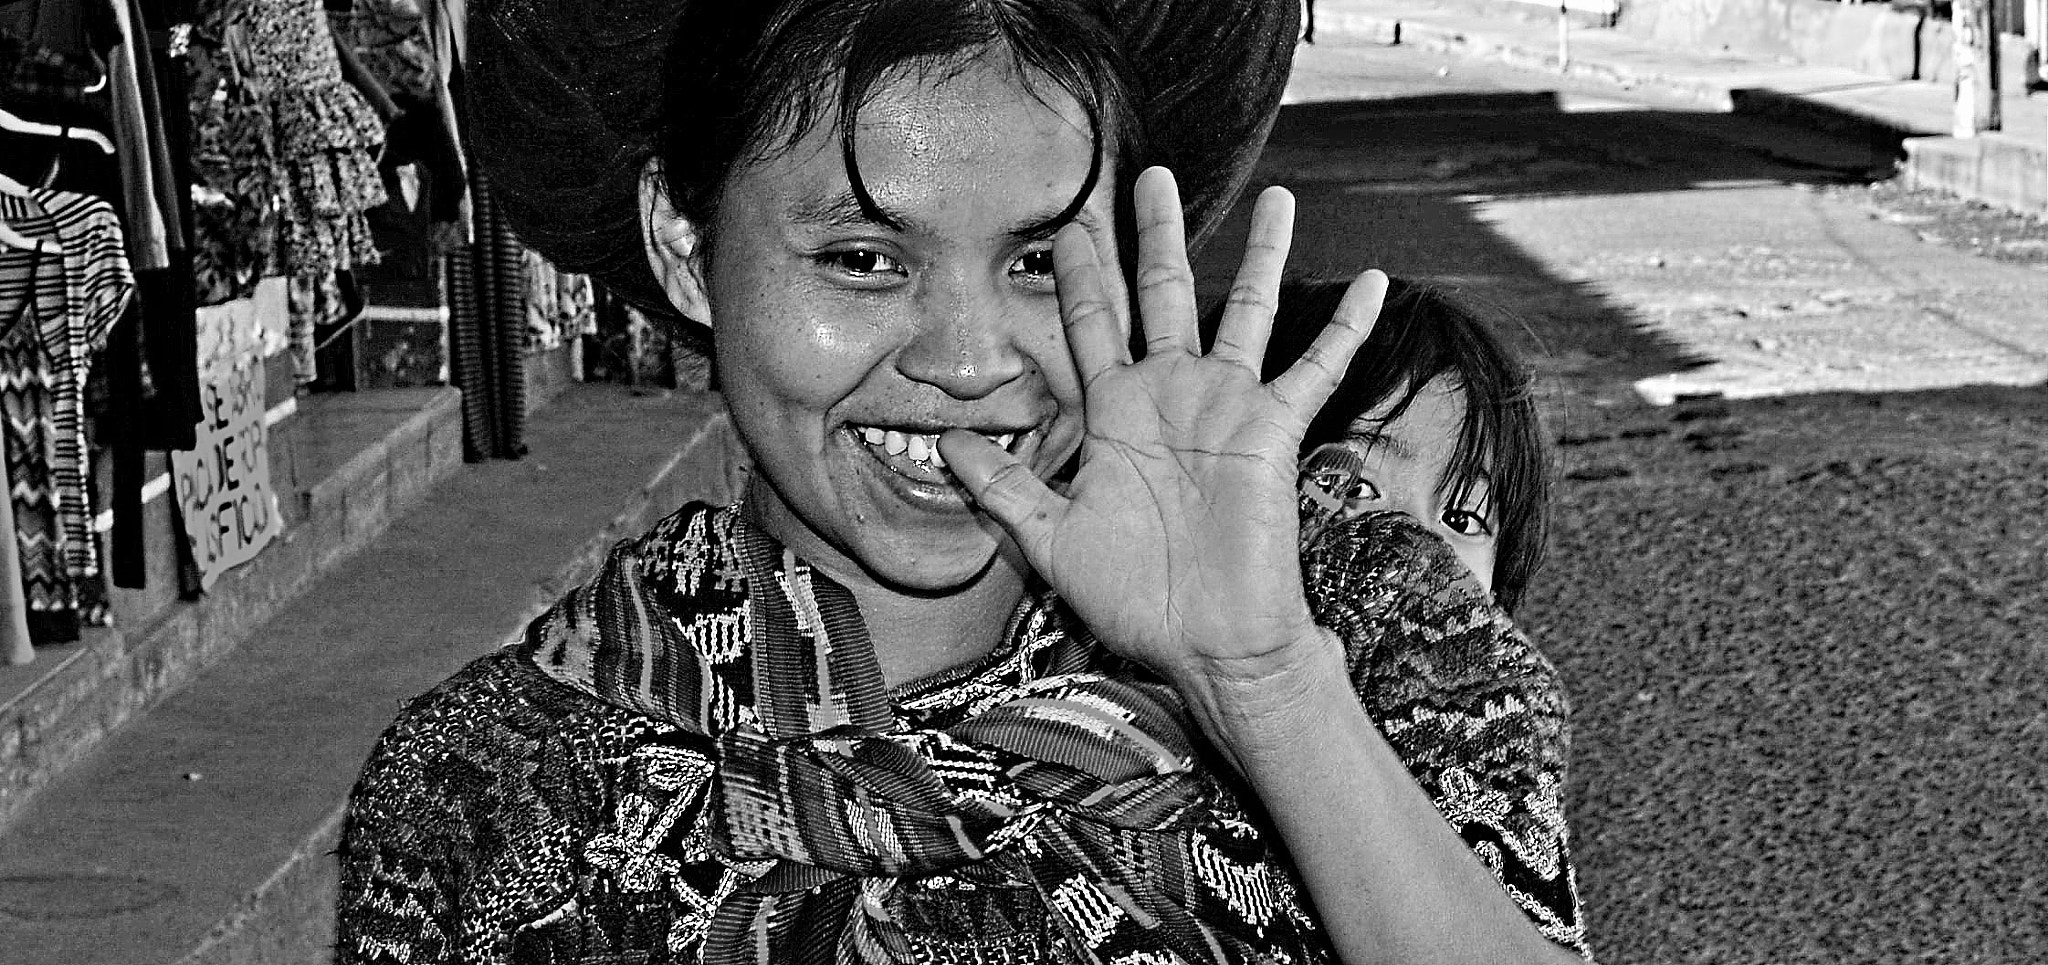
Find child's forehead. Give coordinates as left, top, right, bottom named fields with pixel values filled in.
left=1348, top=375, right=1466, bottom=445
left=1338, top=375, right=1494, bottom=503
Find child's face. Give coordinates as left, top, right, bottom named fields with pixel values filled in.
left=1299, top=377, right=1498, bottom=594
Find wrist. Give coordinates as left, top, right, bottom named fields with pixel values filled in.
left=1168, top=625, right=1352, bottom=752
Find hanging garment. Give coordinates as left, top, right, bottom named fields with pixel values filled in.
left=189, top=0, right=385, bottom=384
left=185, top=22, right=276, bottom=307
left=0, top=188, right=130, bottom=637
left=329, top=0, right=464, bottom=230
left=0, top=239, right=72, bottom=640
left=521, top=247, right=595, bottom=351
left=0, top=26, right=109, bottom=119
left=325, top=0, right=436, bottom=104
left=445, top=168, right=525, bottom=461
left=1, top=414, right=34, bottom=663
left=104, top=0, right=173, bottom=271
left=137, top=0, right=201, bottom=453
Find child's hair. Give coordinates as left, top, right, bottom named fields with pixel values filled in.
left=1208, top=276, right=1552, bottom=613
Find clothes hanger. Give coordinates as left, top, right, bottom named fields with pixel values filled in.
left=0, top=106, right=116, bottom=154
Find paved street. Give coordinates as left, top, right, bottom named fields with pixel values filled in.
left=1219, top=37, right=2048, bottom=964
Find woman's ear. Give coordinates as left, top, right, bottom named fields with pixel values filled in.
left=639, top=159, right=713, bottom=325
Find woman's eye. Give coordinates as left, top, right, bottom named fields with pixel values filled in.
left=1441, top=509, right=1494, bottom=538
left=1010, top=248, right=1055, bottom=280
left=819, top=249, right=906, bottom=278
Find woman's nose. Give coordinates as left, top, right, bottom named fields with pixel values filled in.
left=894, top=282, right=1032, bottom=401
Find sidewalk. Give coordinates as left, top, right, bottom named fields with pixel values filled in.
left=1317, top=0, right=2048, bottom=216
left=0, top=383, right=743, bottom=965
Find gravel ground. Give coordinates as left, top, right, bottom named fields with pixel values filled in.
left=1523, top=386, right=2048, bottom=964
left=1826, top=180, right=2048, bottom=270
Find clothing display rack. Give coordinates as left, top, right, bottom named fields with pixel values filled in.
left=0, top=0, right=607, bottom=664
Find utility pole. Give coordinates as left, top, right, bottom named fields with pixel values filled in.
left=2029, top=0, right=2048, bottom=85
left=1951, top=0, right=2002, bottom=137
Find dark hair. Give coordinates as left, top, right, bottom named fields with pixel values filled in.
left=653, top=0, right=1143, bottom=333
left=1210, top=277, right=1553, bottom=613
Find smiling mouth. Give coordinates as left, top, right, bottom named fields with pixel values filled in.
left=847, top=424, right=1027, bottom=475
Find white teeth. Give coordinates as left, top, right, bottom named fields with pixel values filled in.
left=854, top=424, right=1008, bottom=471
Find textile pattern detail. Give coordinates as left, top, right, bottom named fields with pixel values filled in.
left=337, top=501, right=1589, bottom=963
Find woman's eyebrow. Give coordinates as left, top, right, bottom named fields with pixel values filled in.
left=786, top=189, right=1084, bottom=243
left=1008, top=206, right=1086, bottom=241
left=786, top=188, right=918, bottom=233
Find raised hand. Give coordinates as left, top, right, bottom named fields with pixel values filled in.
left=942, top=166, right=1388, bottom=695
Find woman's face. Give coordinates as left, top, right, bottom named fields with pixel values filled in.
left=661, top=57, right=1118, bottom=593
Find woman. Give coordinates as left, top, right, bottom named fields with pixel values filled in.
left=336, top=2, right=1588, bottom=963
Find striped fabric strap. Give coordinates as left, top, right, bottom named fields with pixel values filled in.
left=705, top=514, right=1240, bottom=965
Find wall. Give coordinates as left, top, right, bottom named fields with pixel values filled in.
left=1615, top=0, right=2038, bottom=91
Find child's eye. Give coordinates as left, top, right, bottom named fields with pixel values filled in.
left=1337, top=478, right=1382, bottom=516
left=1441, top=508, right=1494, bottom=538
left=818, top=249, right=907, bottom=279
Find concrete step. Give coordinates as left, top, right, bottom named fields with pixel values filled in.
left=1904, top=132, right=2048, bottom=218
left=0, top=387, right=464, bottom=831
left=0, top=383, right=744, bottom=965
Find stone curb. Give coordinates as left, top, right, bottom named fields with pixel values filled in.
left=1314, top=9, right=2048, bottom=219
left=0, top=389, right=464, bottom=831
left=165, top=400, right=740, bottom=965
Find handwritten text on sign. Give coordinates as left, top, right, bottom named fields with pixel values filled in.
left=170, top=297, right=279, bottom=590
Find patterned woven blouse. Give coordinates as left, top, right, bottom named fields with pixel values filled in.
left=337, top=501, right=1589, bottom=964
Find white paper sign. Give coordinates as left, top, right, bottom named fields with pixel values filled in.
left=170, top=296, right=280, bottom=589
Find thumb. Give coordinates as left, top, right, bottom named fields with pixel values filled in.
left=939, top=429, right=1066, bottom=557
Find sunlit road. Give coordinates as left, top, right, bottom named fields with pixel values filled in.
left=1202, top=36, right=2048, bottom=964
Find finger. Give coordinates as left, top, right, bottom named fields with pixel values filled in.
left=939, top=429, right=1068, bottom=558
left=1269, top=269, right=1389, bottom=421
left=1208, top=186, right=1296, bottom=369
left=1131, top=167, right=1199, bottom=357
left=1053, top=223, right=1130, bottom=385
left=1079, top=217, right=1132, bottom=343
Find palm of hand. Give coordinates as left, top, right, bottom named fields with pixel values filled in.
left=1050, top=352, right=1312, bottom=676
left=946, top=167, right=1387, bottom=690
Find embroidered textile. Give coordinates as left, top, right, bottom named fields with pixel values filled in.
left=338, top=502, right=1590, bottom=963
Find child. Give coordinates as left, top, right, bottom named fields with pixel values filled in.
left=1201, top=277, right=1586, bottom=956
left=1214, top=276, right=1553, bottom=614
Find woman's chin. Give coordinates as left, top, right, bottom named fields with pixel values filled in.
left=843, top=527, right=1009, bottom=596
